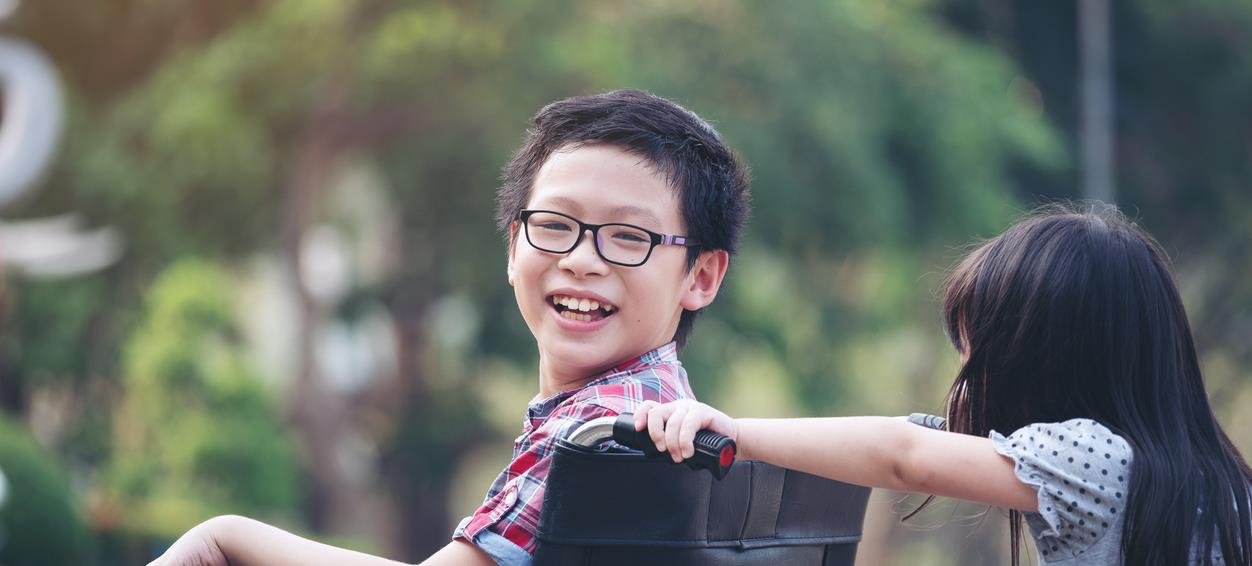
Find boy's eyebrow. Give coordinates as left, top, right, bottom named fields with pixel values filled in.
left=606, top=205, right=662, bottom=226
left=543, top=196, right=584, bottom=214
left=540, top=197, right=664, bottom=227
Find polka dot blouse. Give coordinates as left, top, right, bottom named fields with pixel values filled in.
left=991, top=419, right=1229, bottom=565
left=992, top=419, right=1132, bottom=564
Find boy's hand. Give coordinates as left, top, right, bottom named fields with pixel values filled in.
left=146, top=515, right=233, bottom=566
left=634, top=400, right=738, bottom=463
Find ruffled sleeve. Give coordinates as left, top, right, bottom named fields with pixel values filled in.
left=991, top=419, right=1134, bottom=561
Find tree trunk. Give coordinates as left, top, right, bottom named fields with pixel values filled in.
left=280, top=113, right=350, bottom=534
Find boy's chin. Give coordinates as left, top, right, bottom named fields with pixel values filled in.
left=542, top=336, right=627, bottom=371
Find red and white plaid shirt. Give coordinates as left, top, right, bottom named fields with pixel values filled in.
left=454, top=342, right=695, bottom=561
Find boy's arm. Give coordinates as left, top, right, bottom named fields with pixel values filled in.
left=150, top=515, right=494, bottom=566
left=418, top=540, right=496, bottom=566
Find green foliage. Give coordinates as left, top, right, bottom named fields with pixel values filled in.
left=107, top=260, right=298, bottom=535
left=549, top=1, right=1063, bottom=411
left=0, top=418, right=94, bottom=566
left=546, top=2, right=1063, bottom=251
left=4, top=276, right=107, bottom=385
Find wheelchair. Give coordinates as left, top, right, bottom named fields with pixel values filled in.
left=532, top=414, right=874, bottom=566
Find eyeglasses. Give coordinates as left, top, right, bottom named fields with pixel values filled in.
left=518, top=209, right=700, bottom=267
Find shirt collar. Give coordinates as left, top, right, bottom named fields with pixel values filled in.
left=526, top=342, right=680, bottom=420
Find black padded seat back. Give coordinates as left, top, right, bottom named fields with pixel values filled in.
left=534, top=439, right=870, bottom=566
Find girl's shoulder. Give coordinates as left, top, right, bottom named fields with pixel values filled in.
left=991, top=419, right=1135, bottom=562
left=993, top=419, right=1134, bottom=466
left=1001, top=418, right=1132, bottom=459
left=991, top=418, right=1134, bottom=489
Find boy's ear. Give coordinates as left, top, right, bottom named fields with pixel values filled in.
left=680, top=249, right=730, bottom=311
left=506, top=221, right=519, bottom=287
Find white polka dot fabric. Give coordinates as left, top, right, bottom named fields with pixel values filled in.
left=992, top=418, right=1133, bottom=564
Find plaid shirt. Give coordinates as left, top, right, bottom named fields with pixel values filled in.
left=454, top=342, right=694, bottom=561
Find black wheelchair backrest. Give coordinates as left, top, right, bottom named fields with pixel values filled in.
left=534, top=438, right=871, bottom=566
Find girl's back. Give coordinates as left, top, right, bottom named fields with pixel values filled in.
left=941, top=205, right=1251, bottom=565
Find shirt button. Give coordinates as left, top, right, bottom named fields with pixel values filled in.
left=503, top=488, right=518, bottom=508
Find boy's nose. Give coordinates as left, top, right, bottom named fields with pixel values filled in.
left=558, top=229, right=609, bottom=276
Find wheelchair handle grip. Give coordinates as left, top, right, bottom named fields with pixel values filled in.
left=906, top=413, right=947, bottom=431
left=612, top=413, right=736, bottom=480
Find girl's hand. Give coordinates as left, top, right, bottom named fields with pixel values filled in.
left=633, top=399, right=738, bottom=463
left=146, top=515, right=233, bottom=566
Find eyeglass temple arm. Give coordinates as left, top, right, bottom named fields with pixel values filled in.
left=662, top=235, right=698, bottom=246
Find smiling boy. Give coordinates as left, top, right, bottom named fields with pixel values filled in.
left=446, top=90, right=750, bottom=565
left=147, top=90, right=750, bottom=566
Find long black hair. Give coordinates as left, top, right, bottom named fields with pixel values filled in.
left=941, top=203, right=1251, bottom=565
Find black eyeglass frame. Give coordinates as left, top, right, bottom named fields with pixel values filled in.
left=518, top=209, right=701, bottom=267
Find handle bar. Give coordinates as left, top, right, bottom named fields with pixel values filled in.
left=566, top=412, right=942, bottom=480
left=567, top=413, right=737, bottom=480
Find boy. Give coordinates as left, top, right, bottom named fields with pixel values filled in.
left=148, top=89, right=751, bottom=566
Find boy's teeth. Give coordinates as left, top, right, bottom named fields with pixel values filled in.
left=551, top=295, right=615, bottom=314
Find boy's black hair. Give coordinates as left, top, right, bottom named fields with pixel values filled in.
left=496, top=89, right=751, bottom=349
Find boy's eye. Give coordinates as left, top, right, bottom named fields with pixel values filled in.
left=535, top=222, right=574, bottom=232
left=612, top=232, right=649, bottom=243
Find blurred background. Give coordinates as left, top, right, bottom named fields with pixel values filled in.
left=0, top=0, right=1249, bottom=564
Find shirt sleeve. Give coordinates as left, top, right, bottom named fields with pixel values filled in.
left=454, top=517, right=532, bottom=566
left=455, top=398, right=622, bottom=558
left=990, top=418, right=1133, bottom=561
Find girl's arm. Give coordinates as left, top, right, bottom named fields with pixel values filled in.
left=634, top=400, right=1038, bottom=512
left=148, top=515, right=495, bottom=566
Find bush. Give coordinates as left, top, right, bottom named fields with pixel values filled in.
left=0, top=418, right=94, bottom=565
left=107, top=260, right=299, bottom=537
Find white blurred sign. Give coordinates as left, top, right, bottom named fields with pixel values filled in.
left=0, top=37, right=64, bottom=208
left=0, top=464, right=8, bottom=509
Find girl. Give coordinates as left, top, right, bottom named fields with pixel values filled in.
left=636, top=205, right=1252, bottom=565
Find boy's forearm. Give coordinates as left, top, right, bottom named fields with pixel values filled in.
left=210, top=515, right=414, bottom=566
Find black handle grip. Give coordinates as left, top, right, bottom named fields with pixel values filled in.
left=611, top=413, right=736, bottom=480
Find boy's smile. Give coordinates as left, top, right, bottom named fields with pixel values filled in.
left=548, top=289, right=616, bottom=325
left=508, top=144, right=725, bottom=396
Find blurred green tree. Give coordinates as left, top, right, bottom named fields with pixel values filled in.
left=938, top=0, right=1252, bottom=410
left=106, top=260, right=298, bottom=535
left=0, top=417, right=94, bottom=565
